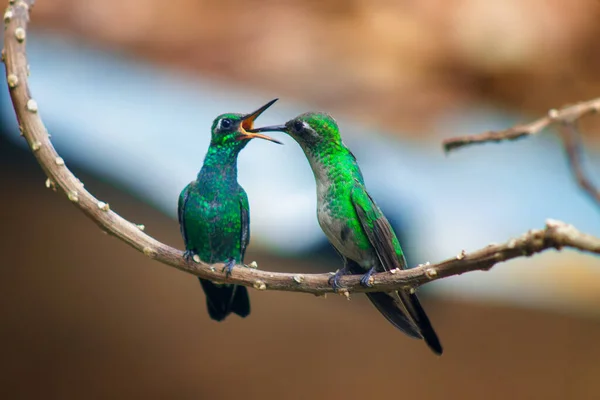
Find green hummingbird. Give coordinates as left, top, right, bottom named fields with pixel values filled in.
left=178, top=99, right=281, bottom=321
left=250, top=112, right=443, bottom=354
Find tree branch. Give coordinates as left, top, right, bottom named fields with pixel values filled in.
left=4, top=1, right=600, bottom=296
left=558, top=122, right=600, bottom=205
left=442, top=98, right=600, bottom=207
left=442, top=98, right=600, bottom=152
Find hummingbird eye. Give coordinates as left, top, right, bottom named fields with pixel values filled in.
left=293, top=120, right=304, bottom=132
left=220, top=118, right=232, bottom=130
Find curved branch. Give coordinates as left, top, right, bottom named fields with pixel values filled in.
left=4, top=1, right=600, bottom=296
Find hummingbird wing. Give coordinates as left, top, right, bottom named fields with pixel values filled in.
left=239, top=189, right=250, bottom=262
left=351, top=183, right=443, bottom=355
left=177, top=182, right=193, bottom=248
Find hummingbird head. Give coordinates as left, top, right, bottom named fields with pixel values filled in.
left=249, top=112, right=342, bottom=152
left=209, top=98, right=282, bottom=149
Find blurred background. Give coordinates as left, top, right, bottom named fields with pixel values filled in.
left=1, top=0, right=600, bottom=398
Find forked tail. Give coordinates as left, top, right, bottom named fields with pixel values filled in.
left=199, top=279, right=250, bottom=321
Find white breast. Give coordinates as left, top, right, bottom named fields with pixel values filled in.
left=316, top=180, right=372, bottom=265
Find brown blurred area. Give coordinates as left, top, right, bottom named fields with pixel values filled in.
left=32, top=0, right=600, bottom=137
left=2, top=135, right=600, bottom=399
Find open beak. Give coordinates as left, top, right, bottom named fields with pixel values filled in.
left=238, top=98, right=283, bottom=144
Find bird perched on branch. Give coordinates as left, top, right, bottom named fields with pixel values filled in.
left=250, top=112, right=443, bottom=354
left=178, top=99, right=281, bottom=321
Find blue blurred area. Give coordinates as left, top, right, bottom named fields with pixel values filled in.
left=2, top=32, right=599, bottom=304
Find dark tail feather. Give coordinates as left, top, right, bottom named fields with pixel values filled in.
left=398, top=291, right=443, bottom=355
left=366, top=292, right=422, bottom=339
left=199, top=278, right=251, bottom=321
left=231, top=285, right=250, bottom=318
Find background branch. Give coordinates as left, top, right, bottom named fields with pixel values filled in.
left=442, top=98, right=600, bottom=151
left=4, top=1, right=600, bottom=296
left=443, top=98, right=600, bottom=207
left=558, top=122, right=600, bottom=205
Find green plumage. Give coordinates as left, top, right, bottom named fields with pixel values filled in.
left=178, top=102, right=280, bottom=321
left=179, top=145, right=250, bottom=265
left=250, top=112, right=443, bottom=355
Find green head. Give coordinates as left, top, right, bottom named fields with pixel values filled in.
left=209, top=98, right=282, bottom=150
left=249, top=112, right=342, bottom=156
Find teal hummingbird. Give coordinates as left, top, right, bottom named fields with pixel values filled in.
left=250, top=112, right=442, bottom=354
left=178, top=99, right=281, bottom=321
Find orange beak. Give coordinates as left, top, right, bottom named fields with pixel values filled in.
left=238, top=98, right=283, bottom=144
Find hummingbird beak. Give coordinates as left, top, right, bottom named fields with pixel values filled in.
left=247, top=124, right=288, bottom=134
left=238, top=98, right=283, bottom=144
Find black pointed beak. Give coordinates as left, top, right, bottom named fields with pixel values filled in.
left=247, top=124, right=288, bottom=134
left=238, top=99, right=283, bottom=144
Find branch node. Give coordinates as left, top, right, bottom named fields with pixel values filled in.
left=456, top=249, right=466, bottom=260
left=192, top=254, right=201, bottom=263
left=14, top=27, right=25, bottom=42
left=136, top=224, right=145, bottom=231
left=97, top=201, right=110, bottom=211
left=389, top=268, right=400, bottom=274
left=247, top=261, right=258, bottom=269
left=253, top=280, right=267, bottom=291
left=30, top=140, right=40, bottom=151
left=3, top=9, right=13, bottom=24
left=425, top=268, right=438, bottom=279
left=547, top=108, right=559, bottom=119
left=45, top=178, right=56, bottom=191
left=54, top=157, right=64, bottom=166
left=142, top=247, right=157, bottom=258
left=26, top=98, right=37, bottom=113
left=293, top=274, right=305, bottom=284
left=6, top=73, right=17, bottom=88
left=67, top=191, right=78, bottom=203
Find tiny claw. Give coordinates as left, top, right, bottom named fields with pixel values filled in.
left=328, top=268, right=348, bottom=292
left=360, top=267, right=376, bottom=288
left=222, top=258, right=236, bottom=277
left=183, top=250, right=195, bottom=262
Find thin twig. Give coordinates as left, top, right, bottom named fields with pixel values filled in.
left=442, top=98, right=600, bottom=152
left=3, top=1, right=600, bottom=296
left=558, top=122, right=600, bottom=205
left=443, top=98, right=600, bottom=207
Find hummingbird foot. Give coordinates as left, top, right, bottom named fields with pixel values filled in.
left=222, top=258, right=236, bottom=277
left=328, top=267, right=349, bottom=292
left=359, top=267, right=376, bottom=288
left=183, top=250, right=196, bottom=262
